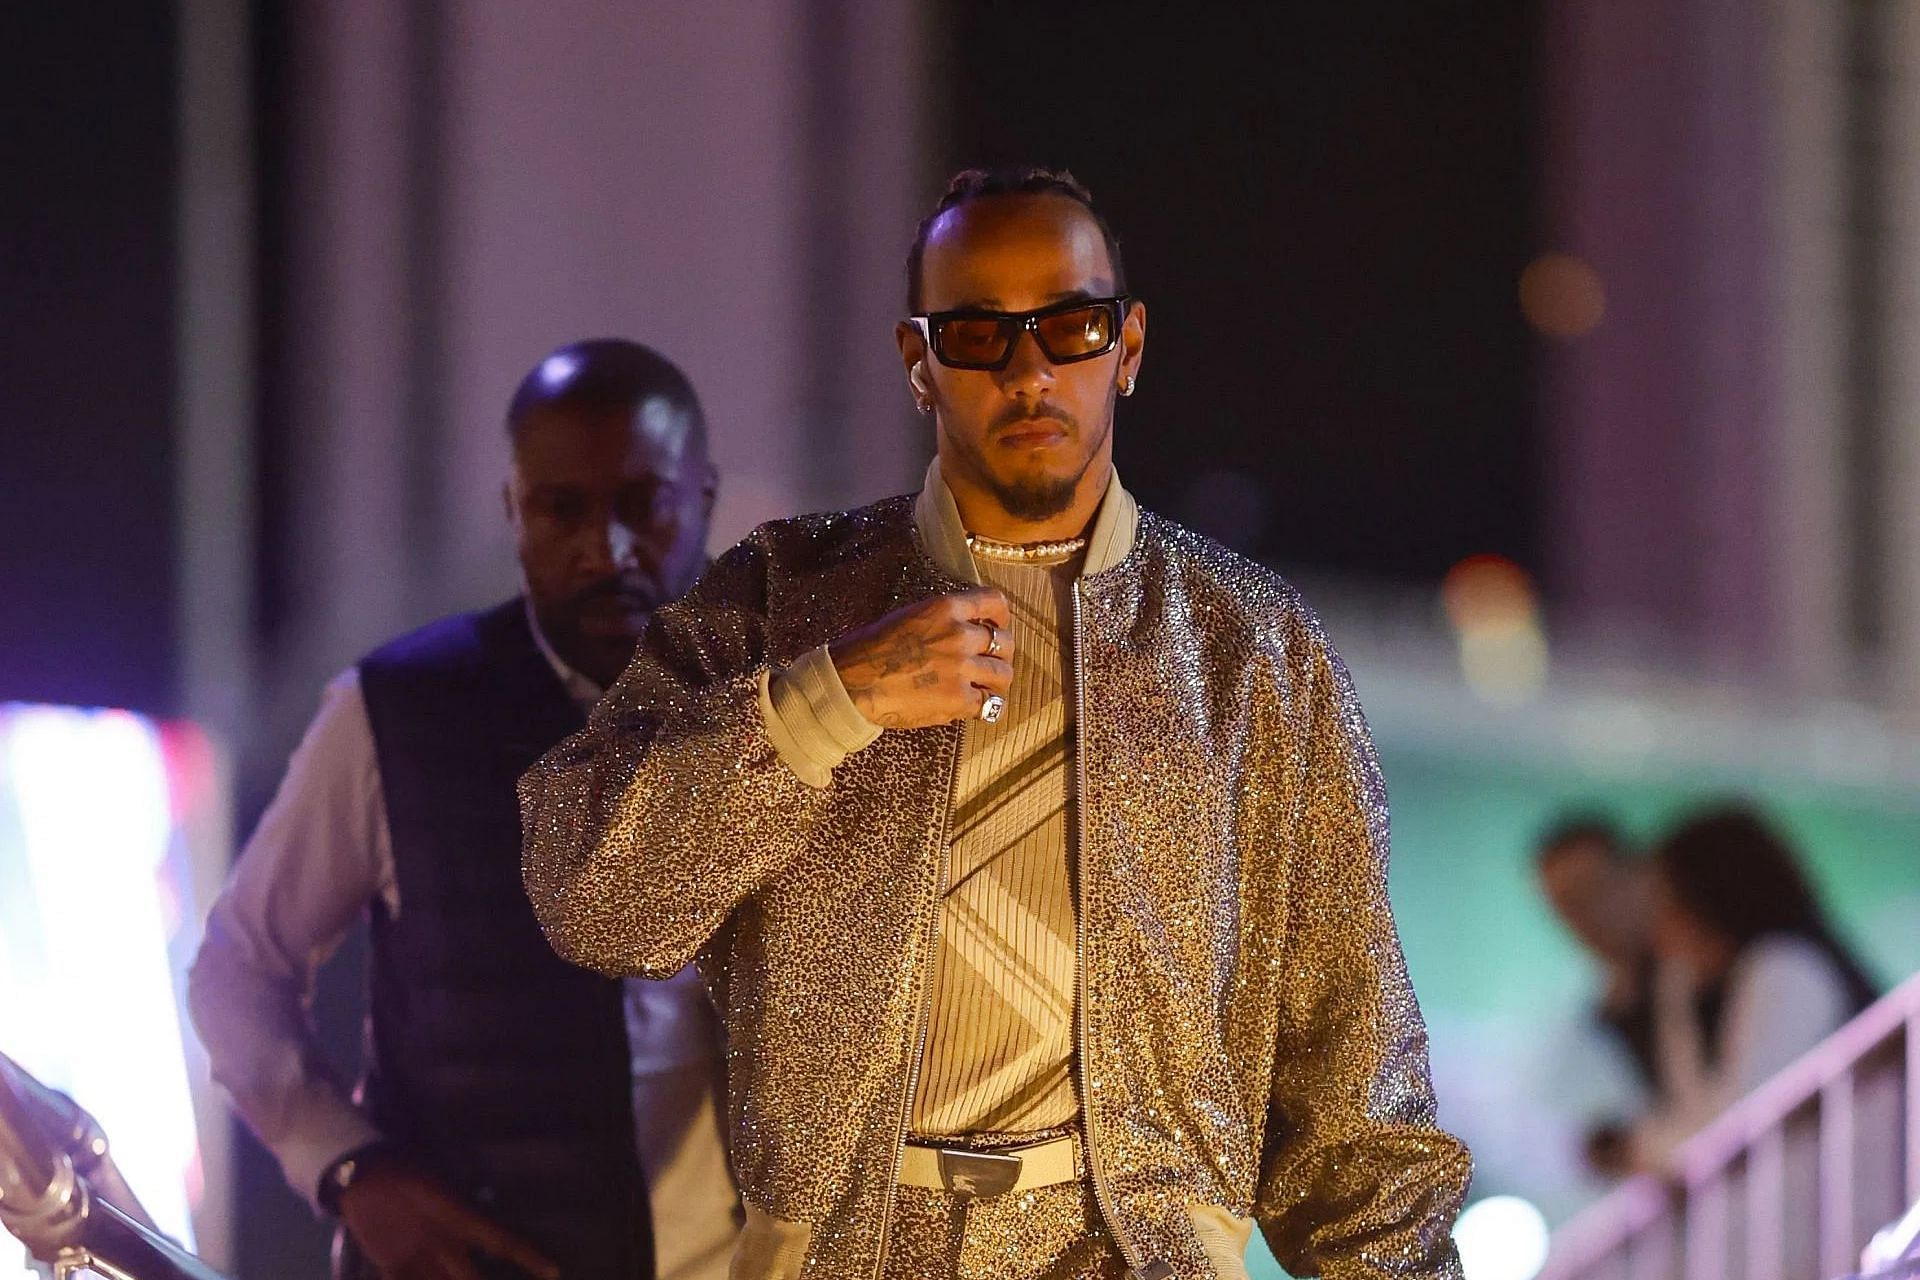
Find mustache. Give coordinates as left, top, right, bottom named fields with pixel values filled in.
left=568, top=574, right=660, bottom=612
left=990, top=403, right=1077, bottom=434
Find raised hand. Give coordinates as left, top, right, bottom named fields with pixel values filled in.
left=829, top=587, right=1015, bottom=730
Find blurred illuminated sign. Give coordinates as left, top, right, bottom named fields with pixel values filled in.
left=0, top=704, right=230, bottom=1271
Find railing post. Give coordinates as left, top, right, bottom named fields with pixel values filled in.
left=1820, top=1069, right=1856, bottom=1277
left=1627, top=1204, right=1679, bottom=1280
left=1907, top=1007, right=1919, bottom=1206
left=1746, top=1127, right=1784, bottom=1280
left=1685, top=1173, right=1728, bottom=1280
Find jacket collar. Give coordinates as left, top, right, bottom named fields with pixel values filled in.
left=911, top=455, right=1138, bottom=585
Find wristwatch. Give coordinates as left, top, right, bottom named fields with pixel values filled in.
left=317, top=1141, right=393, bottom=1216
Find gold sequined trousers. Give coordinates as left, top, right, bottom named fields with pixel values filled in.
left=881, top=1178, right=1126, bottom=1280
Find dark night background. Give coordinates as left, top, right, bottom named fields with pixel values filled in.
left=1, top=3, right=1541, bottom=721
left=1, top=6, right=181, bottom=713
left=941, top=3, right=1539, bottom=585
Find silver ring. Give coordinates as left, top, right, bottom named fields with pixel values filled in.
left=982, top=622, right=1003, bottom=658
left=979, top=693, right=1006, bottom=724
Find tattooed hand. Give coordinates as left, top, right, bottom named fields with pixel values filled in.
left=829, top=587, right=1014, bottom=729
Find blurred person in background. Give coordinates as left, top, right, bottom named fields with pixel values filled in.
left=1533, top=815, right=1677, bottom=1177
left=1534, top=816, right=1659, bottom=1087
left=1626, top=804, right=1878, bottom=1173
left=522, top=167, right=1471, bottom=1280
left=189, top=339, right=738, bottom=1280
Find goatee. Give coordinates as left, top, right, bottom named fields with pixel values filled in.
left=989, top=473, right=1079, bottom=520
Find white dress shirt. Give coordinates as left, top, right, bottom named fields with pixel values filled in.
left=188, top=610, right=737, bottom=1277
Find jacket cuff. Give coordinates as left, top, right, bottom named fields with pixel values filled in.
left=757, top=645, right=881, bottom=788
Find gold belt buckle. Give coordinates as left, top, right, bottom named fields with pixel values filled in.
left=936, top=1147, right=1023, bottom=1199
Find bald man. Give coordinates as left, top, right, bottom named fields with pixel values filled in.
left=190, top=340, right=739, bottom=1280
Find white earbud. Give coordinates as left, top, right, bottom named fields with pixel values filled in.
left=909, top=362, right=931, bottom=396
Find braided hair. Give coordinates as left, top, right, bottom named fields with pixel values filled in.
left=905, top=165, right=1126, bottom=312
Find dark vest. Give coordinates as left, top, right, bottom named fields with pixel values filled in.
left=351, top=600, right=650, bottom=1280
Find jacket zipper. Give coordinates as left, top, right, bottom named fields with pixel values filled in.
left=1072, top=582, right=1145, bottom=1273
left=872, top=723, right=963, bottom=1278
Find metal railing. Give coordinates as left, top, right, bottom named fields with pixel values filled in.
left=0, top=1051, right=228, bottom=1280
left=1542, top=970, right=1920, bottom=1280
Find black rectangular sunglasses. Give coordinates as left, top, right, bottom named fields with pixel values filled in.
left=911, top=295, right=1132, bottom=372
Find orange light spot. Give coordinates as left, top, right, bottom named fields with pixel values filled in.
left=1442, top=554, right=1537, bottom=632
left=1519, top=253, right=1606, bottom=338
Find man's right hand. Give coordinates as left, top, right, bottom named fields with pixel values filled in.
left=829, top=587, right=1014, bottom=729
left=339, top=1160, right=561, bottom=1280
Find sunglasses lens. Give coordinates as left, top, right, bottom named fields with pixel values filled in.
left=927, top=300, right=1123, bottom=368
left=1034, top=304, right=1116, bottom=360
left=935, top=317, right=1012, bottom=367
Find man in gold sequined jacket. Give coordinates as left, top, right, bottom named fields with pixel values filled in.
left=521, top=168, right=1471, bottom=1280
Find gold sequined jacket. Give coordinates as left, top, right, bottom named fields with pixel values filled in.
left=520, top=477, right=1471, bottom=1280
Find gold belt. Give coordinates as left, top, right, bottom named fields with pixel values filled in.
left=897, top=1133, right=1079, bottom=1199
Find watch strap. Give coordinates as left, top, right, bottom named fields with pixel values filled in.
left=317, top=1140, right=394, bottom=1216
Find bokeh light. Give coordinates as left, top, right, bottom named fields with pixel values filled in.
left=1442, top=554, right=1549, bottom=704
left=1453, top=1195, right=1551, bottom=1280
left=1519, top=253, right=1606, bottom=338
left=0, top=706, right=212, bottom=1252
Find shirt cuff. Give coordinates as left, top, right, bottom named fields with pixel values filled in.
left=283, top=1104, right=387, bottom=1215
left=757, top=645, right=882, bottom=788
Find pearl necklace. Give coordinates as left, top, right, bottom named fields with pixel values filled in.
left=965, top=532, right=1089, bottom=563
